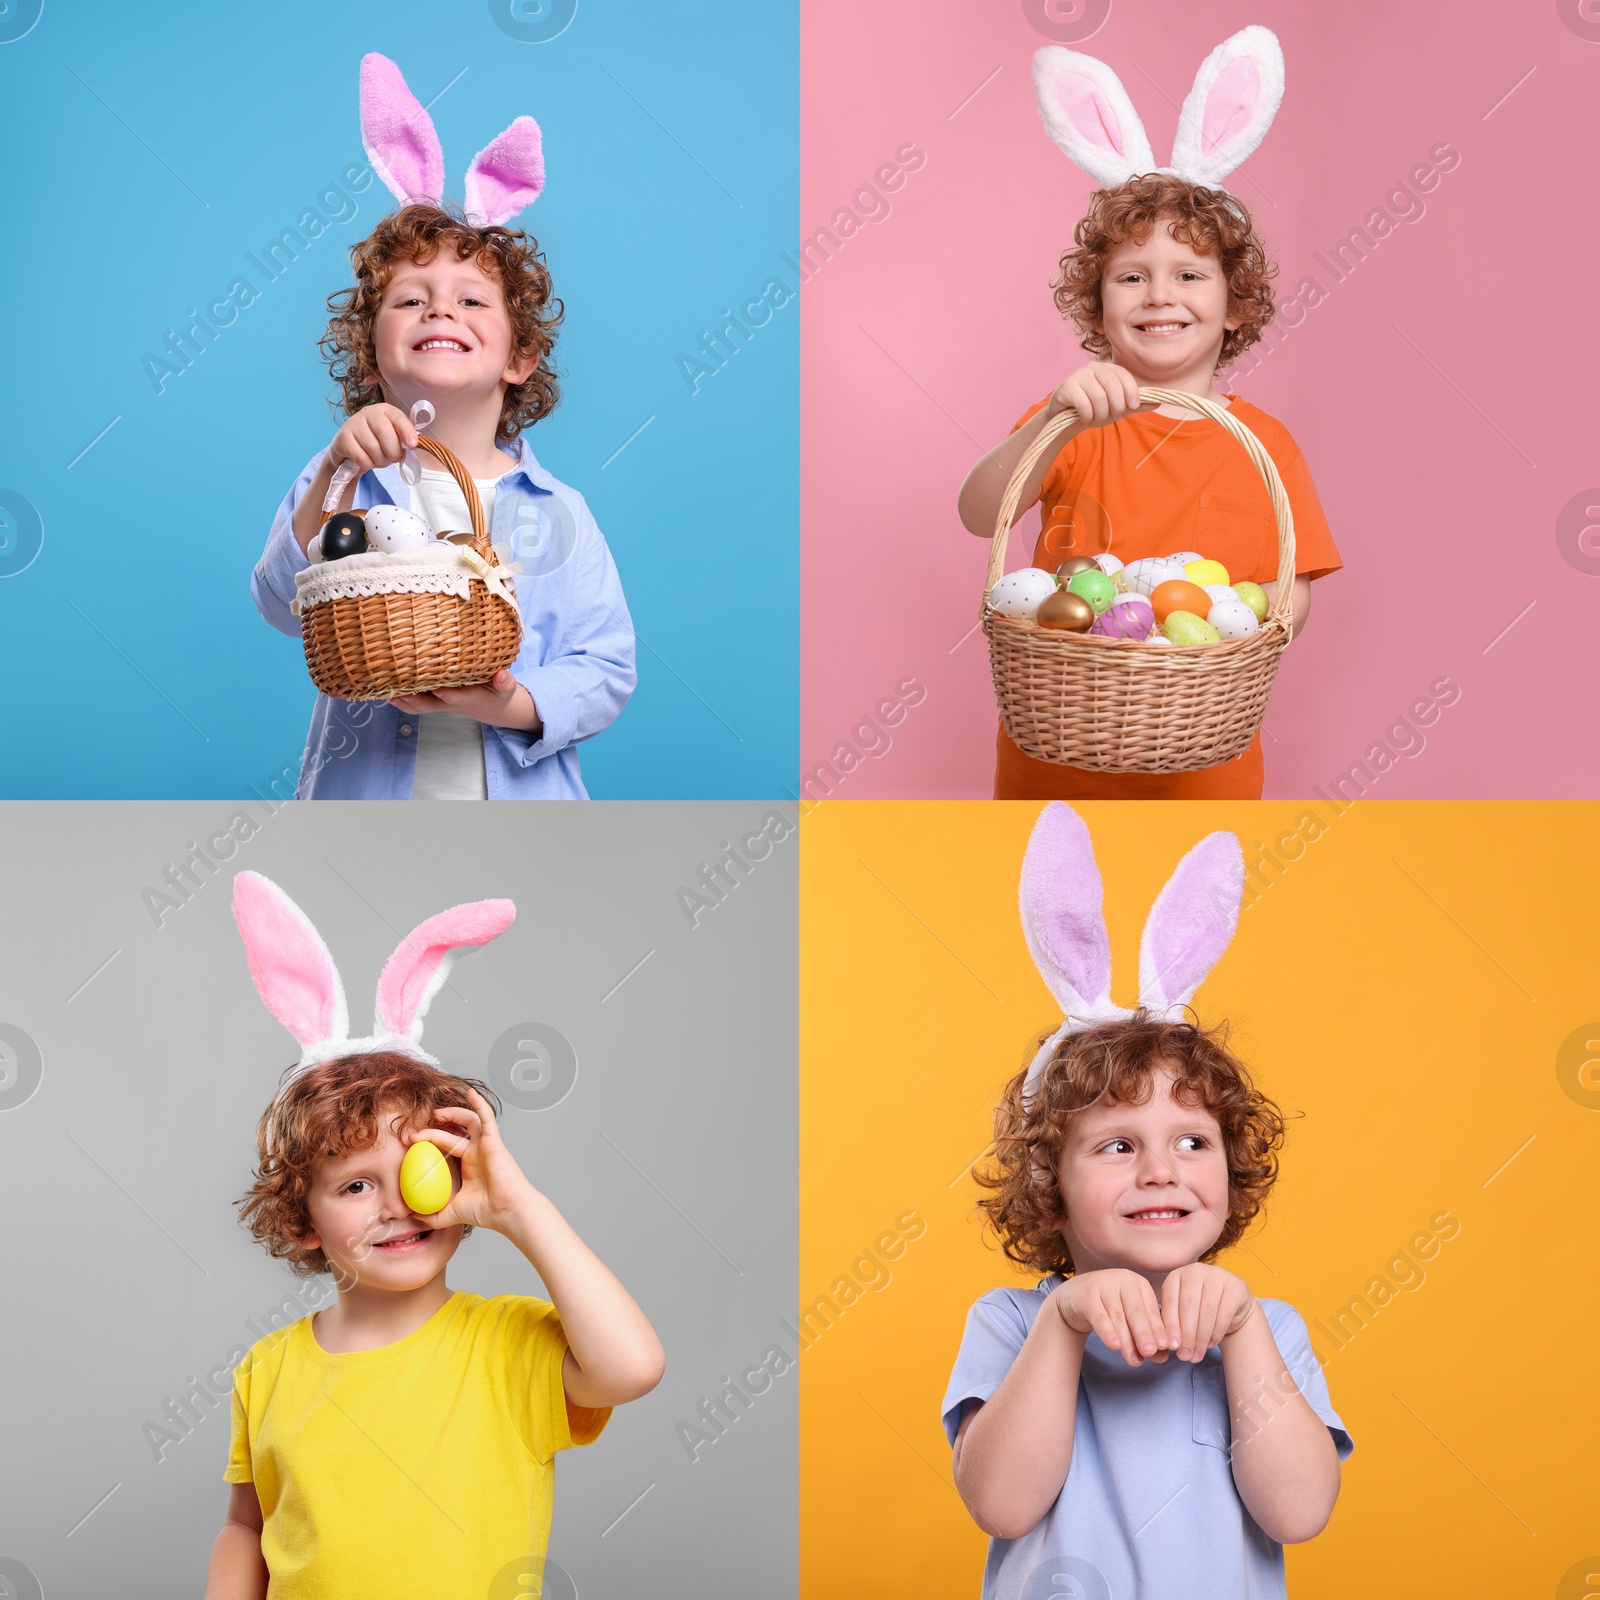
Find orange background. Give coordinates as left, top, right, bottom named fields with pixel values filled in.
left=800, top=801, right=1600, bottom=1596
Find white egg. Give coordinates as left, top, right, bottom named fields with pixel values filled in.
left=1208, top=599, right=1261, bottom=640
left=1203, top=584, right=1240, bottom=604
left=1121, top=557, right=1184, bottom=597
left=1165, top=550, right=1204, bottom=566
left=364, top=504, right=434, bottom=552
left=988, top=567, right=1060, bottom=619
left=1091, top=552, right=1124, bottom=579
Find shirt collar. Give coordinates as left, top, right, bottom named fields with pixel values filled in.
left=369, top=432, right=556, bottom=505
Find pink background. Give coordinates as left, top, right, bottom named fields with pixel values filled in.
left=801, top=0, right=1600, bottom=799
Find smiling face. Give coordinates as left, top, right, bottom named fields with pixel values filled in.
left=1055, top=1065, right=1231, bottom=1283
left=367, top=248, right=536, bottom=415
left=301, top=1105, right=462, bottom=1292
left=1095, top=220, right=1240, bottom=385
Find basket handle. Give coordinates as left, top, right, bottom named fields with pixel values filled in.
left=981, top=386, right=1297, bottom=628
left=413, top=435, right=495, bottom=563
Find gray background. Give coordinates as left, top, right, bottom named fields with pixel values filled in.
left=0, top=802, right=796, bottom=1598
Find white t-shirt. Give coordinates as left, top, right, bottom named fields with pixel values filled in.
left=407, top=467, right=507, bottom=802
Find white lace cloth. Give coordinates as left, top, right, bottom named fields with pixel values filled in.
left=293, top=543, right=520, bottom=614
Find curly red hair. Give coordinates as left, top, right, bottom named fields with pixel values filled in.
left=321, top=202, right=563, bottom=443
left=235, top=1050, right=500, bottom=1278
left=1053, top=174, right=1276, bottom=366
left=974, top=1015, right=1285, bottom=1276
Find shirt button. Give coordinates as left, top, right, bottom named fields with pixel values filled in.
left=400, top=723, right=414, bottom=736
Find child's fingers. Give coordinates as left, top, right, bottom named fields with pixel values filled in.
left=1195, top=1277, right=1227, bottom=1354
left=368, top=413, right=408, bottom=464
left=463, top=1085, right=501, bottom=1131
left=427, top=1106, right=483, bottom=1138
left=1173, top=1273, right=1202, bottom=1360
left=1121, top=1290, right=1163, bottom=1361
left=386, top=405, right=420, bottom=449
left=411, top=1125, right=471, bottom=1155
left=1159, top=1280, right=1184, bottom=1352
left=1094, top=1297, right=1140, bottom=1366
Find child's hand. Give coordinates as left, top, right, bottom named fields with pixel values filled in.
left=1053, top=1268, right=1174, bottom=1368
left=390, top=670, right=540, bottom=732
left=330, top=403, right=418, bottom=473
left=1046, top=361, right=1153, bottom=430
left=1156, top=1263, right=1256, bottom=1362
left=406, top=1086, right=538, bottom=1233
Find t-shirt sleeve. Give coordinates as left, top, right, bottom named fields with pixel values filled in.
left=1273, top=437, right=1342, bottom=582
left=1010, top=397, right=1049, bottom=437
left=223, top=1352, right=254, bottom=1484
left=1263, top=1300, right=1353, bottom=1460
left=491, top=1296, right=612, bottom=1461
left=941, top=1289, right=1034, bottom=1447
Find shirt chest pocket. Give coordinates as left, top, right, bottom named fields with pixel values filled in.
left=1191, top=1361, right=1232, bottom=1451
left=1190, top=489, right=1277, bottom=586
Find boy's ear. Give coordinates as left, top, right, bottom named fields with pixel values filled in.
left=501, top=344, right=538, bottom=386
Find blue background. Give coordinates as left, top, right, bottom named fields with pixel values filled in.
left=0, top=0, right=797, bottom=798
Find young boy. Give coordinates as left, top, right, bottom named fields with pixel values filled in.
left=946, top=1017, right=1350, bottom=1599
left=958, top=176, right=1342, bottom=800
left=252, top=202, right=636, bottom=799
left=205, top=1053, right=664, bottom=1598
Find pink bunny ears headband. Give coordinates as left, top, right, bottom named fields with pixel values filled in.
left=1032, top=24, right=1284, bottom=194
left=1020, top=803, right=1245, bottom=1096
left=232, top=871, right=515, bottom=1086
left=360, top=52, right=545, bottom=227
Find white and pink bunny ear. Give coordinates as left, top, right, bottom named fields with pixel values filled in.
left=1169, top=26, right=1284, bottom=190
left=1032, top=46, right=1156, bottom=191
left=1019, top=803, right=1125, bottom=1023
left=360, top=53, right=445, bottom=208
left=1137, top=832, right=1245, bottom=1017
left=373, top=899, right=517, bottom=1048
left=1019, top=810, right=1244, bottom=1097
left=233, top=873, right=349, bottom=1064
left=463, top=117, right=546, bottom=227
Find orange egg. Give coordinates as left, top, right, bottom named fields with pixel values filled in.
left=1150, top=579, right=1212, bottom=623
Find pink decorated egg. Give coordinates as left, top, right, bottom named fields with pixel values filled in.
left=1091, top=594, right=1155, bottom=639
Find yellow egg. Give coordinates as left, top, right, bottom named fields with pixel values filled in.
left=400, top=1139, right=452, bottom=1215
left=1184, top=559, right=1230, bottom=588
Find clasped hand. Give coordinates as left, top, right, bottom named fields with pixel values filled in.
left=1053, top=1263, right=1256, bottom=1367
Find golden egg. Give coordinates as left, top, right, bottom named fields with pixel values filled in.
left=1055, top=556, right=1099, bottom=580
left=1037, top=589, right=1096, bottom=631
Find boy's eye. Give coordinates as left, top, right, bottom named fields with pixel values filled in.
left=1176, top=1135, right=1208, bottom=1151
left=342, top=1178, right=374, bottom=1195
left=1102, top=1138, right=1134, bottom=1155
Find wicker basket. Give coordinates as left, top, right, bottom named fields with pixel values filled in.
left=983, top=386, right=1296, bottom=773
left=295, top=435, right=522, bottom=702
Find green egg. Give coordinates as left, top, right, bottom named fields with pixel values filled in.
left=400, top=1139, right=452, bottom=1214
left=1065, top=568, right=1116, bottom=616
left=1162, top=610, right=1222, bottom=646
left=1234, top=581, right=1269, bottom=622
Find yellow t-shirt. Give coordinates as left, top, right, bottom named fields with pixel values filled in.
left=225, top=1290, right=609, bottom=1598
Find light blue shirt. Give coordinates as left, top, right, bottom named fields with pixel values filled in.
left=943, top=1279, right=1353, bottom=1600
left=251, top=436, right=636, bottom=799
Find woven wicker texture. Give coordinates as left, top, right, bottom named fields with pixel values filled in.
left=301, top=435, right=522, bottom=702
left=982, top=387, right=1296, bottom=773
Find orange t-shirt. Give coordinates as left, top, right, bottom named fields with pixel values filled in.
left=993, top=393, right=1342, bottom=801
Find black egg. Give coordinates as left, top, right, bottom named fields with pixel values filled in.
left=320, top=511, right=368, bottom=561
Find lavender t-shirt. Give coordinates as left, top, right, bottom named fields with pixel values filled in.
left=942, top=1277, right=1352, bottom=1600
